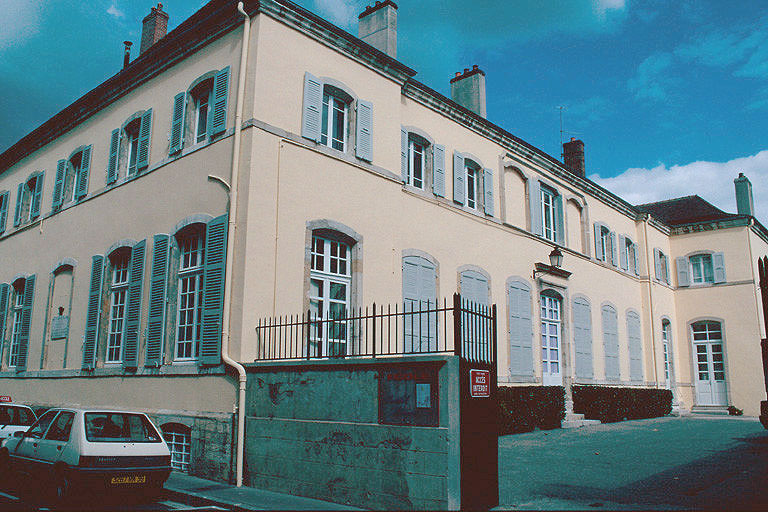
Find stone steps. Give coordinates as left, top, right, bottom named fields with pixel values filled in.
left=561, top=412, right=601, bottom=429
left=690, top=406, right=729, bottom=416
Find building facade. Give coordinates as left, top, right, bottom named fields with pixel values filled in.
left=0, top=0, right=766, bottom=488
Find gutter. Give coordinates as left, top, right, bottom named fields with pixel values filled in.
left=641, top=215, right=660, bottom=387
left=219, top=1, right=251, bottom=488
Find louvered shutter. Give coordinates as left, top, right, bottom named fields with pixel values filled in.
left=13, top=183, right=23, bottom=227
left=0, top=191, right=8, bottom=233
left=122, top=240, right=145, bottom=369
left=507, top=281, right=533, bottom=376
left=453, top=152, right=465, bottom=205
left=594, top=223, right=603, bottom=260
left=170, top=92, right=186, bottom=154
left=53, top=160, right=66, bottom=209
left=16, top=275, right=35, bottom=372
left=30, top=172, right=44, bottom=219
left=301, top=72, right=323, bottom=143
left=82, top=255, right=104, bottom=370
left=0, top=284, right=9, bottom=350
left=146, top=234, right=170, bottom=367
left=627, top=311, right=643, bottom=382
left=355, top=99, right=373, bottom=162
left=402, top=256, right=438, bottom=353
left=461, top=271, right=489, bottom=306
left=713, top=252, right=726, bottom=283
left=483, top=168, right=494, bottom=216
left=107, top=129, right=121, bottom=184
left=653, top=249, right=661, bottom=280
left=573, top=298, right=593, bottom=379
left=200, top=214, right=228, bottom=366
left=529, top=178, right=541, bottom=235
left=554, top=193, right=564, bottom=244
left=400, top=128, right=408, bottom=183
left=209, top=67, right=230, bottom=137
left=676, top=257, right=690, bottom=287
left=619, top=235, right=627, bottom=270
left=609, top=231, right=617, bottom=266
left=136, top=109, right=153, bottom=170
left=602, top=306, right=619, bottom=381
left=75, top=145, right=92, bottom=200
left=633, top=243, right=640, bottom=275
left=432, top=144, right=446, bottom=197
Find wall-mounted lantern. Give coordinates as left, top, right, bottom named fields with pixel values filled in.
left=533, top=247, right=571, bottom=280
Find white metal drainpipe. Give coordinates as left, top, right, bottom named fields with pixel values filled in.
left=219, top=1, right=250, bottom=488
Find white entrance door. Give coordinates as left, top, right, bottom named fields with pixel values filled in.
left=541, top=295, right=562, bottom=386
left=692, top=321, right=727, bottom=406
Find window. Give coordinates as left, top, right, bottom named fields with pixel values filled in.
left=654, top=249, right=670, bottom=284
left=170, top=69, right=229, bottom=154
left=507, top=279, right=533, bottom=377
left=84, top=413, right=162, bottom=443
left=8, top=283, right=24, bottom=368
left=176, top=227, right=205, bottom=361
left=540, top=185, right=557, bottom=242
left=0, top=190, right=9, bottom=233
left=626, top=310, right=643, bottom=382
left=465, top=162, right=479, bottom=210
left=690, top=254, right=714, bottom=284
left=309, top=235, right=351, bottom=357
left=573, top=297, right=593, bottom=379
left=540, top=293, right=561, bottom=385
left=26, top=410, right=58, bottom=439
left=601, top=304, right=619, bottom=381
left=692, top=321, right=725, bottom=382
left=321, top=91, right=347, bottom=152
left=12, top=173, right=44, bottom=227
left=125, top=119, right=141, bottom=176
left=620, top=236, right=639, bottom=274
left=193, top=84, right=212, bottom=144
left=599, top=226, right=610, bottom=262
left=662, top=319, right=672, bottom=386
left=452, top=153, right=494, bottom=215
left=106, top=251, right=130, bottom=364
left=45, top=411, right=75, bottom=442
left=408, top=138, right=425, bottom=189
left=53, top=147, right=91, bottom=210
left=402, top=254, right=438, bottom=352
left=162, top=423, right=192, bottom=472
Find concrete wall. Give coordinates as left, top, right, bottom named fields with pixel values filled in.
left=244, top=356, right=460, bottom=510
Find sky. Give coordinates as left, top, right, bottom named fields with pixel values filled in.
left=1, top=0, right=767, bottom=221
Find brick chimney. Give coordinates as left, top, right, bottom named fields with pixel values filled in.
left=734, top=172, right=755, bottom=216
left=140, top=3, right=169, bottom=55
left=358, top=1, right=398, bottom=58
left=563, top=138, right=585, bottom=178
left=450, top=65, right=486, bottom=117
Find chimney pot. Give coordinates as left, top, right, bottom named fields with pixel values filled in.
left=734, top=173, right=755, bottom=217
left=122, top=40, right=133, bottom=69
left=139, top=2, right=169, bottom=55
left=563, top=138, right=586, bottom=178
left=472, top=64, right=478, bottom=70
left=450, top=65, right=487, bottom=117
left=358, top=0, right=398, bottom=58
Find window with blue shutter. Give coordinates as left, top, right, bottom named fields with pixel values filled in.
left=483, top=168, right=494, bottom=216
left=573, top=297, right=593, bottom=379
left=200, top=214, right=228, bottom=366
left=554, top=193, right=564, bottom=245
left=619, top=235, right=628, bottom=270
left=0, top=284, right=9, bottom=349
left=602, top=304, right=619, bottom=381
left=627, top=310, right=643, bottom=382
left=453, top=152, right=465, bottom=205
left=507, top=279, right=533, bottom=376
left=122, top=240, right=145, bottom=369
left=13, top=183, right=23, bottom=227
left=433, top=144, right=446, bottom=197
left=75, top=145, right=92, bottom=200
left=529, top=178, right=541, bottom=236
left=82, top=255, right=104, bottom=370
left=355, top=99, right=373, bottom=162
left=0, top=191, right=9, bottom=234
left=676, top=256, right=690, bottom=287
left=400, top=128, right=408, bottom=183
left=170, top=92, right=186, bottom=154
left=146, top=234, right=170, bottom=367
left=402, top=255, right=438, bottom=353
left=209, top=67, right=230, bottom=137
left=52, top=159, right=66, bottom=209
left=15, top=274, right=35, bottom=372
left=136, top=109, right=153, bottom=171
left=29, top=172, right=44, bottom=220
left=302, top=72, right=323, bottom=143
left=712, top=252, right=726, bottom=283
left=107, top=128, right=121, bottom=184
left=632, top=243, right=640, bottom=275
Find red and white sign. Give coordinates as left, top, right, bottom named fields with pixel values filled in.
left=470, top=369, right=490, bottom=398
left=0, top=396, right=12, bottom=403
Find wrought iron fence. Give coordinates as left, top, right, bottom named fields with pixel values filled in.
left=254, top=293, right=496, bottom=363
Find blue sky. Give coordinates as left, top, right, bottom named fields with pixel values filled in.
left=2, top=0, right=767, bottom=220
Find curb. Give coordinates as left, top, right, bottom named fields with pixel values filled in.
left=163, top=486, right=255, bottom=511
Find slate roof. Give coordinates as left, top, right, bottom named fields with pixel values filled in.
left=635, top=195, right=742, bottom=226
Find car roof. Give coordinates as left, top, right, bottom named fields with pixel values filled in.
left=45, top=408, right=150, bottom=415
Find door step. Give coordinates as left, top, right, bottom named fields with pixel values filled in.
left=561, top=412, right=601, bottom=429
left=690, top=406, right=729, bottom=416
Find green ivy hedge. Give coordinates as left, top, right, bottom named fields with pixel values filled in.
left=572, top=385, right=672, bottom=423
left=497, top=386, right=565, bottom=435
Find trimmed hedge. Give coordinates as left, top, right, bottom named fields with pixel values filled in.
left=572, top=385, right=672, bottom=423
left=497, top=386, right=565, bottom=435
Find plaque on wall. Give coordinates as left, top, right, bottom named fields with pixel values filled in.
left=50, top=316, right=70, bottom=340
left=378, top=365, right=439, bottom=426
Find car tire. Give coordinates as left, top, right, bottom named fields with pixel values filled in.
left=50, top=467, right=70, bottom=504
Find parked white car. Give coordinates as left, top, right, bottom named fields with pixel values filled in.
left=0, top=408, right=172, bottom=502
left=0, top=404, right=36, bottom=442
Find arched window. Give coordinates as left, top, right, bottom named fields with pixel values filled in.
left=12, top=172, right=44, bottom=228
left=662, top=319, right=672, bottom=387
left=105, top=247, right=131, bottom=364
left=169, top=68, right=230, bottom=154
left=540, top=290, right=562, bottom=386
left=507, top=278, right=533, bottom=377
left=321, top=84, right=352, bottom=152
left=6, top=275, right=35, bottom=371
left=162, top=423, right=191, bottom=472
left=402, top=253, right=438, bottom=352
left=53, top=146, right=92, bottom=210
left=572, top=296, right=593, bottom=380
left=174, top=224, right=206, bottom=361
left=601, top=304, right=619, bottom=381
left=626, top=310, right=643, bottom=382
left=677, top=252, right=726, bottom=286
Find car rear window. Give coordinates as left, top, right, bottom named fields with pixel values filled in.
left=0, top=406, right=35, bottom=426
left=84, top=413, right=162, bottom=443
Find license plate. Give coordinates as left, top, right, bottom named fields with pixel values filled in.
left=110, top=475, right=146, bottom=485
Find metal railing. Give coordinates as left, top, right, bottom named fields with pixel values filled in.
left=254, top=293, right=496, bottom=363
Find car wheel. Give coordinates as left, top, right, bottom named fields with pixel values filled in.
left=51, top=468, right=70, bottom=504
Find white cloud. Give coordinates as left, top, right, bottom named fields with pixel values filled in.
left=0, top=0, right=42, bottom=51
left=593, top=0, right=626, bottom=18
left=627, top=52, right=676, bottom=102
left=591, top=150, right=768, bottom=223
left=310, top=0, right=357, bottom=30
left=107, top=5, right=125, bottom=19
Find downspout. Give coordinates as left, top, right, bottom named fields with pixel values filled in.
left=220, top=1, right=250, bottom=488
left=642, top=215, right=660, bottom=387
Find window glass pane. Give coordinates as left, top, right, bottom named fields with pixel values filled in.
left=85, top=413, right=161, bottom=443
left=45, top=412, right=74, bottom=442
